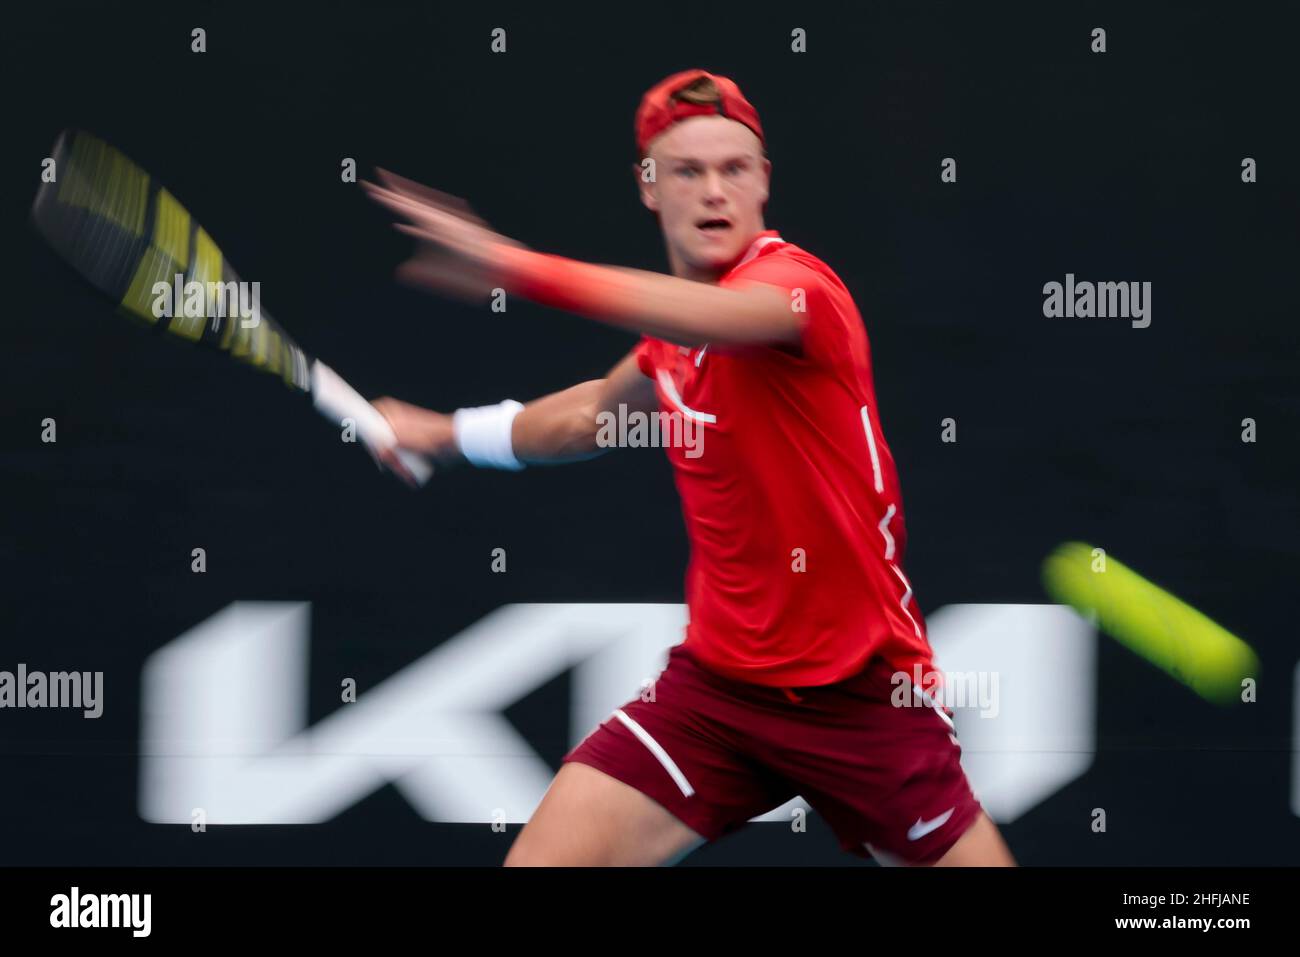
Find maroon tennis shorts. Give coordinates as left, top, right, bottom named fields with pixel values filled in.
left=562, top=642, right=984, bottom=864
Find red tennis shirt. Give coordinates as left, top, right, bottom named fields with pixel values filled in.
left=634, top=229, right=935, bottom=688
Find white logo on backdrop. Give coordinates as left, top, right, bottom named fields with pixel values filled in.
left=139, top=602, right=1096, bottom=825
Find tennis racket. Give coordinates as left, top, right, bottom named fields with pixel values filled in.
left=31, top=129, right=432, bottom=485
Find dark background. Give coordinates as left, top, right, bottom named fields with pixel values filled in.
left=1, top=1, right=1297, bottom=864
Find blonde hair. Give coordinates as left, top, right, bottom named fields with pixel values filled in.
left=671, top=75, right=722, bottom=107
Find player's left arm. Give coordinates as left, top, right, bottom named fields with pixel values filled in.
left=506, top=259, right=801, bottom=347
left=362, top=175, right=801, bottom=348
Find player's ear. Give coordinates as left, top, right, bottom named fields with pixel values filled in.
left=634, top=157, right=660, bottom=212
left=758, top=155, right=772, bottom=205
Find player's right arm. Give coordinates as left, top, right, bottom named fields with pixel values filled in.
left=371, top=349, right=655, bottom=485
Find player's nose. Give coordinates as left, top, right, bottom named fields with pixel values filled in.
left=701, top=169, right=728, bottom=201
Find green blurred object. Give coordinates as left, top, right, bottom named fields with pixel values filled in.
left=1042, top=542, right=1258, bottom=705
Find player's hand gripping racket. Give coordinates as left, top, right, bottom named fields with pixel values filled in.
left=30, top=129, right=432, bottom=485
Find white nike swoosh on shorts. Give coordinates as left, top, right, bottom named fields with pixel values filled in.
left=907, top=807, right=955, bottom=841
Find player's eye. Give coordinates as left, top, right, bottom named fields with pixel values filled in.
left=724, top=161, right=745, bottom=175
left=675, top=166, right=699, bottom=178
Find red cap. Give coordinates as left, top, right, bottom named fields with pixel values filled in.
left=635, top=69, right=765, bottom=156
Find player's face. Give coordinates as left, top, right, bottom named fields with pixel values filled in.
left=641, top=115, right=771, bottom=281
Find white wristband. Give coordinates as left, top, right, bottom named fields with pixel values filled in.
left=453, top=400, right=526, bottom=470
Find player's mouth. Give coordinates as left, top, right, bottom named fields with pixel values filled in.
left=695, top=217, right=733, bottom=238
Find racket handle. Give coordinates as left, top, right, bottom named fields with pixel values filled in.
left=310, top=360, right=434, bottom=486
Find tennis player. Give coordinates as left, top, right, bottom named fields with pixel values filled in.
left=364, top=69, right=1015, bottom=867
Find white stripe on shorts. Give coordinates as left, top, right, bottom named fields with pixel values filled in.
left=911, top=685, right=956, bottom=731
left=613, top=708, right=696, bottom=798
